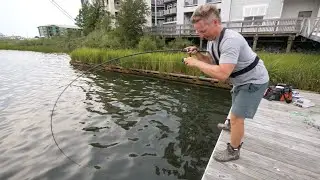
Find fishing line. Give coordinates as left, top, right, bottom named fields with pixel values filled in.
left=50, top=49, right=208, bottom=168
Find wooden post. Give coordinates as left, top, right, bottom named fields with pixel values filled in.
left=286, top=35, right=295, bottom=53
left=274, top=20, right=279, bottom=32
left=200, top=38, right=203, bottom=50
left=253, top=35, right=259, bottom=51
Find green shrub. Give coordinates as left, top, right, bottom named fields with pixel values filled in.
left=138, top=36, right=157, bottom=51
left=168, top=37, right=194, bottom=49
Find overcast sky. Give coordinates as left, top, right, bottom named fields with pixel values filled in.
left=0, top=0, right=82, bottom=38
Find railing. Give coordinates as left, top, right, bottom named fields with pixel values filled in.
left=311, top=18, right=320, bottom=37
left=144, top=18, right=307, bottom=37
left=163, top=7, right=177, bottom=16
left=163, top=0, right=176, bottom=3
left=151, top=0, right=164, bottom=6
left=300, top=18, right=320, bottom=39
left=223, top=18, right=301, bottom=34
left=152, top=11, right=164, bottom=17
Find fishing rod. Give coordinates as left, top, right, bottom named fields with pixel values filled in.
left=50, top=48, right=208, bottom=168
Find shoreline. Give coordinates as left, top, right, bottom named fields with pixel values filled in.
left=70, top=61, right=233, bottom=90
left=1, top=48, right=320, bottom=93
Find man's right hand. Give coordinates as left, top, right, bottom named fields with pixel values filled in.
left=184, top=46, right=199, bottom=56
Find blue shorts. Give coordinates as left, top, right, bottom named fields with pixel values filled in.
left=231, top=82, right=269, bottom=119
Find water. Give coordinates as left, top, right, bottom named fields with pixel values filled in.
left=0, top=50, right=231, bottom=180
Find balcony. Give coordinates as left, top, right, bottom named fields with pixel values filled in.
left=185, top=0, right=198, bottom=7
left=163, top=16, right=177, bottom=24
left=206, top=0, right=221, bottom=3
left=163, top=7, right=177, bottom=16
left=152, top=11, right=164, bottom=17
left=144, top=18, right=307, bottom=38
left=152, top=0, right=165, bottom=6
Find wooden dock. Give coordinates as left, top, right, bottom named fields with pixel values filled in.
left=201, top=90, right=320, bottom=180
left=144, top=17, right=320, bottom=52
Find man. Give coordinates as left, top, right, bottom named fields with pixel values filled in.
left=183, top=4, right=269, bottom=162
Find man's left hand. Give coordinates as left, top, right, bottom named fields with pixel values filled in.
left=183, top=57, right=201, bottom=67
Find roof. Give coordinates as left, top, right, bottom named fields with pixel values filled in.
left=37, top=24, right=82, bottom=29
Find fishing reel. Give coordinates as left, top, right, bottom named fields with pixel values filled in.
left=181, top=53, right=192, bottom=64
left=181, top=48, right=194, bottom=64
left=181, top=48, right=207, bottom=64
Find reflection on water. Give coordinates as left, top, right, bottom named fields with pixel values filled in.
left=0, top=50, right=231, bottom=180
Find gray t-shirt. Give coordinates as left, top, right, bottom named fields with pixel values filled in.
left=206, top=29, right=269, bottom=86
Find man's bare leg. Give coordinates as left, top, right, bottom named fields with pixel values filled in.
left=230, top=113, right=244, bottom=148
left=213, top=112, right=244, bottom=162
left=217, top=107, right=232, bottom=131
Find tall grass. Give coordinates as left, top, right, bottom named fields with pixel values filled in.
left=70, top=48, right=202, bottom=76
left=70, top=48, right=320, bottom=92
left=259, top=52, right=320, bottom=92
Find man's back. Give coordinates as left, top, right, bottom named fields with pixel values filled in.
left=207, top=29, right=269, bottom=86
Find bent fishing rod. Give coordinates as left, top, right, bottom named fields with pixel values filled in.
left=50, top=48, right=208, bottom=168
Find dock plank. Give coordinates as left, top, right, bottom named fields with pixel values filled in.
left=213, top=140, right=320, bottom=180
left=245, top=123, right=320, bottom=158
left=201, top=91, right=320, bottom=180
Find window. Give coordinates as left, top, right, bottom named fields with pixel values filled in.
left=243, top=16, right=263, bottom=26
left=298, top=11, right=312, bottom=18
left=243, top=4, right=267, bottom=26
left=243, top=4, right=267, bottom=17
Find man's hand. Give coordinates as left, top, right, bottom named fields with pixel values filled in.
left=184, top=46, right=213, bottom=65
left=184, top=46, right=199, bottom=56
left=183, top=57, right=201, bottom=67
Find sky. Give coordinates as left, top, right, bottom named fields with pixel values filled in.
left=0, top=0, right=82, bottom=38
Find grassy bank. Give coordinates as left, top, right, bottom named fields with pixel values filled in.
left=70, top=48, right=202, bottom=76
left=1, top=36, right=319, bottom=92
left=0, top=37, right=83, bottom=53
left=70, top=48, right=320, bottom=92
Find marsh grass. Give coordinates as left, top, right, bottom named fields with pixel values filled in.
left=260, top=52, right=320, bottom=92
left=0, top=38, right=81, bottom=53
left=70, top=48, right=203, bottom=75
left=70, top=48, right=320, bottom=92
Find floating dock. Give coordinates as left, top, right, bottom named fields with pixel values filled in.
left=202, top=90, right=320, bottom=180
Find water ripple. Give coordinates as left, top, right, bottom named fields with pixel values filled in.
left=0, top=50, right=231, bottom=180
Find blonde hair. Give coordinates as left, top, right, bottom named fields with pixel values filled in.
left=191, top=4, right=221, bottom=24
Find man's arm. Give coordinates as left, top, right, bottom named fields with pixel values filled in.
left=194, top=62, right=235, bottom=81
left=195, top=52, right=212, bottom=64
left=184, top=37, right=240, bottom=81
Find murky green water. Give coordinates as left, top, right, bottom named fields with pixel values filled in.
left=0, top=50, right=231, bottom=180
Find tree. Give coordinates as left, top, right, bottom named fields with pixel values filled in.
left=115, top=0, right=150, bottom=47
left=75, top=1, right=112, bottom=35
left=96, top=12, right=113, bottom=31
